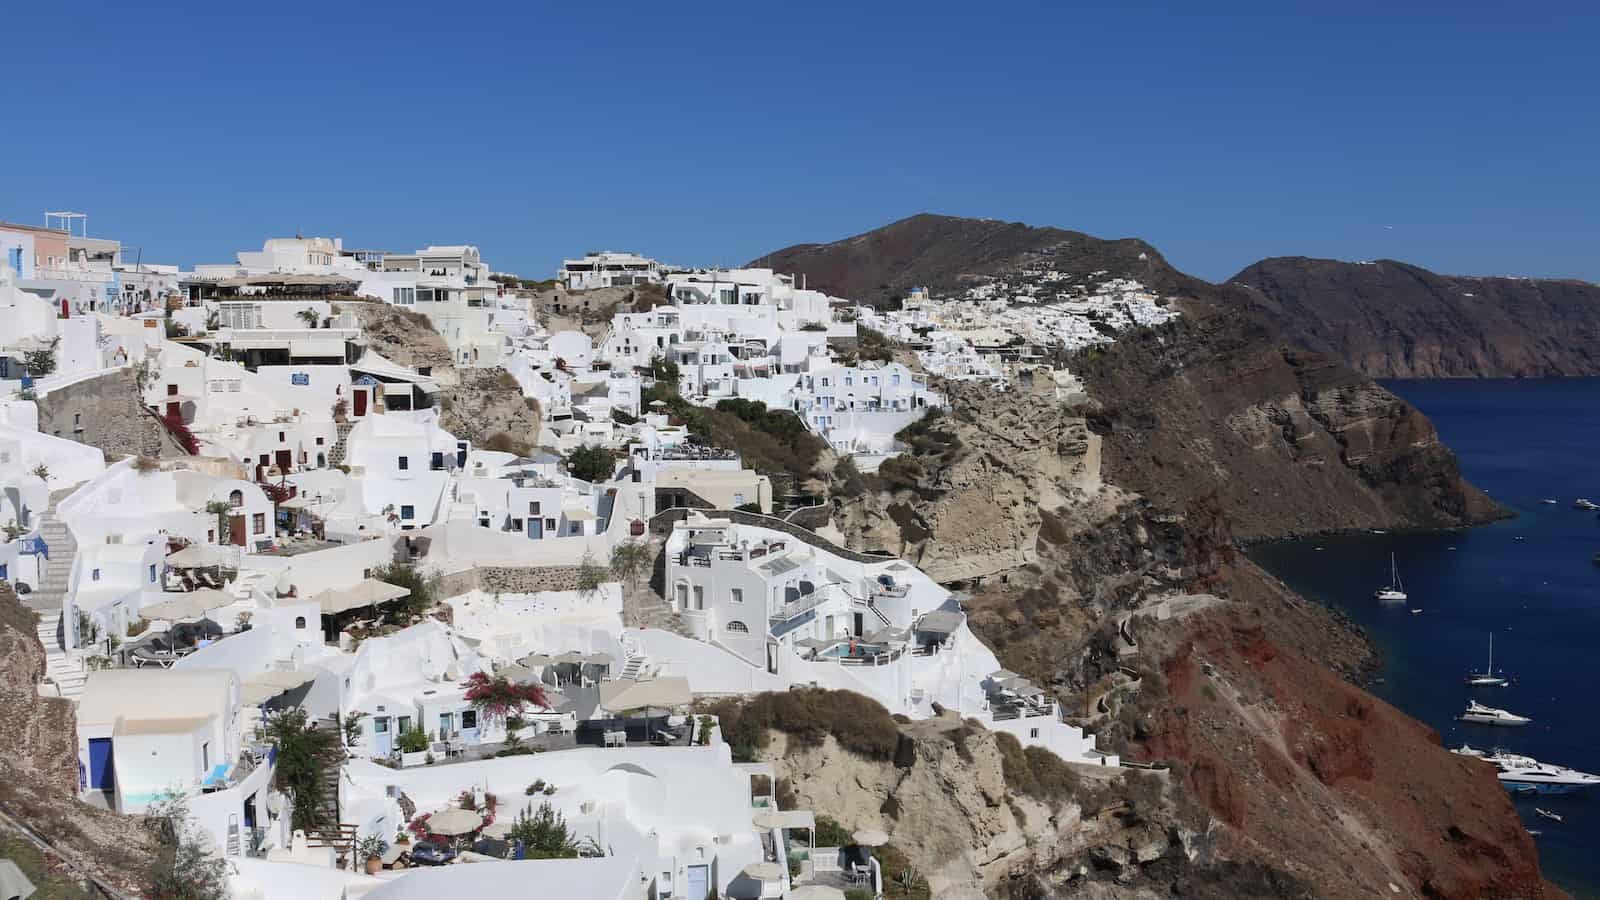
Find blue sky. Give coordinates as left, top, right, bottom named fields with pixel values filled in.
left=4, top=1, right=1596, bottom=283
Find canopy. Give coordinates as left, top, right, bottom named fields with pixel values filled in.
left=754, top=810, right=814, bottom=831
left=553, top=651, right=586, bottom=664
left=852, top=829, right=889, bottom=847
left=598, top=676, right=691, bottom=713
left=166, top=544, right=225, bottom=568
left=241, top=670, right=317, bottom=705
left=496, top=664, right=541, bottom=684
left=315, top=579, right=410, bottom=615
left=426, top=808, right=483, bottom=836
left=141, top=589, right=235, bottom=621
left=480, top=819, right=514, bottom=840
left=584, top=652, right=613, bottom=665
left=520, top=653, right=553, bottom=667
left=742, top=861, right=784, bottom=881
left=915, top=610, right=963, bottom=635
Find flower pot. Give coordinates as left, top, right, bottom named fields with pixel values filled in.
left=365, top=856, right=382, bottom=875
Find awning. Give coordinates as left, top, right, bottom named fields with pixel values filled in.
left=314, top=579, right=410, bottom=614
left=289, top=339, right=348, bottom=358
left=915, top=610, right=964, bottom=635
left=754, top=810, right=816, bottom=831
left=598, top=676, right=692, bottom=712
left=141, top=589, right=235, bottom=621
left=521, top=653, right=553, bottom=667
left=561, top=507, right=598, bottom=522
left=584, top=652, right=613, bottom=665
left=165, top=544, right=226, bottom=568
left=553, top=651, right=586, bottom=665
left=241, top=669, right=317, bottom=705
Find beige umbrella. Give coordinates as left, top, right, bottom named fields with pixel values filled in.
left=553, top=651, right=586, bottom=664
left=851, top=829, right=889, bottom=847
left=166, top=544, right=225, bottom=568
left=426, top=807, right=483, bottom=836
left=742, top=861, right=785, bottom=881
left=141, top=588, right=235, bottom=621
left=521, top=653, right=553, bottom=667
left=480, top=819, right=514, bottom=839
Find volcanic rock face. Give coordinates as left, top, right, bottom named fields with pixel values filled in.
left=1230, top=257, right=1600, bottom=377
left=1076, top=302, right=1506, bottom=540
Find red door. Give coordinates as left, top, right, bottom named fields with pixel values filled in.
left=166, top=402, right=181, bottom=419
left=275, top=450, right=292, bottom=472
left=228, top=515, right=246, bottom=546
left=353, top=390, right=367, bottom=417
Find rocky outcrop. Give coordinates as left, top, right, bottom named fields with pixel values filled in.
left=349, top=301, right=455, bottom=381
left=0, top=583, right=155, bottom=892
left=1230, top=257, right=1600, bottom=378
left=35, top=368, right=167, bottom=460
left=438, top=368, right=542, bottom=450
left=1076, top=302, right=1505, bottom=541
left=832, top=379, right=1103, bottom=582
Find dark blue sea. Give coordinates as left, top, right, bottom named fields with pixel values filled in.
left=1250, top=378, right=1600, bottom=898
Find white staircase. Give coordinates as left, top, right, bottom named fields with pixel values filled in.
left=36, top=609, right=87, bottom=701
left=619, top=654, right=649, bottom=680
left=29, top=511, right=78, bottom=611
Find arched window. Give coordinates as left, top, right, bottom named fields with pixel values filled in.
left=294, top=616, right=307, bottom=629
left=725, top=621, right=750, bottom=634
left=228, top=489, right=244, bottom=508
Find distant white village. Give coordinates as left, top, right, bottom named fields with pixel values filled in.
left=0, top=214, right=1174, bottom=900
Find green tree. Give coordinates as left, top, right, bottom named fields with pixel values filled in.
left=142, top=792, right=230, bottom=899
left=263, top=707, right=343, bottom=831
left=563, top=444, right=614, bottom=483
left=507, top=801, right=600, bottom=859
left=371, top=563, right=435, bottom=619
left=205, top=501, right=232, bottom=544
left=608, top=540, right=653, bottom=590
left=575, top=550, right=606, bottom=601
left=296, top=308, right=320, bottom=328
left=22, top=339, right=59, bottom=377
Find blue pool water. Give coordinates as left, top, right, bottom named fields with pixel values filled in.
left=1249, top=378, right=1600, bottom=898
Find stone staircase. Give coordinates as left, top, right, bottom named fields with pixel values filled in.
left=327, top=421, right=356, bottom=467
left=36, top=609, right=87, bottom=701
left=29, top=511, right=78, bottom=612
left=619, top=654, right=650, bottom=680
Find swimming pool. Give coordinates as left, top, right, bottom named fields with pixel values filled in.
left=817, top=642, right=885, bottom=659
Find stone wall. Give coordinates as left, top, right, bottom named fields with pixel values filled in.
left=36, top=368, right=167, bottom=460
left=433, top=565, right=587, bottom=599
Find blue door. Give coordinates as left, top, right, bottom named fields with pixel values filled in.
left=7, top=247, right=21, bottom=276
left=527, top=518, right=543, bottom=539
left=685, top=864, right=708, bottom=899
left=88, top=738, right=115, bottom=791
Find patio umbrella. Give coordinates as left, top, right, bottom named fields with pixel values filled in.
left=497, top=663, right=541, bottom=684
left=584, top=651, right=614, bottom=666
left=520, top=652, right=553, bottom=667
left=553, top=651, right=586, bottom=664
left=426, top=807, right=483, bottom=836
left=165, top=544, right=224, bottom=568
left=742, top=861, right=785, bottom=881
left=141, top=588, right=234, bottom=621
left=480, top=819, right=515, bottom=839
left=851, top=829, right=889, bottom=847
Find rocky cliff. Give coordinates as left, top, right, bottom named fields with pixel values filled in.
left=0, top=584, right=154, bottom=893
left=1229, top=257, right=1600, bottom=377
left=761, top=214, right=1559, bottom=897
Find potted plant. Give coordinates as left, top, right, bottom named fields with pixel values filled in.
left=356, top=834, right=389, bottom=874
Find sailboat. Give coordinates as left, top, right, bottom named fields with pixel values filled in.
left=1464, top=633, right=1510, bottom=687
left=1374, top=553, right=1407, bottom=601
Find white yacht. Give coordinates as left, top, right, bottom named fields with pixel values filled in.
left=1535, top=808, right=1563, bottom=822
left=1457, top=701, right=1531, bottom=727
left=1488, top=752, right=1600, bottom=795
left=1374, top=553, right=1407, bottom=602
left=1463, top=633, right=1510, bottom=687
left=1574, top=498, right=1599, bottom=510
left=1539, top=498, right=1559, bottom=505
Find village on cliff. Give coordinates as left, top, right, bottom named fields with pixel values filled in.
left=0, top=215, right=1178, bottom=899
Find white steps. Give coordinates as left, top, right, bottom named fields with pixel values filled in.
left=620, top=655, right=649, bottom=680
left=35, top=609, right=87, bottom=701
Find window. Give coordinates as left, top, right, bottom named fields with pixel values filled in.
left=228, top=490, right=244, bottom=508
left=149, top=564, right=157, bottom=583
left=461, top=710, right=477, bottom=730
left=439, top=712, right=454, bottom=735
left=392, top=287, right=415, bottom=306
left=202, top=741, right=210, bottom=771
left=733, top=493, right=745, bottom=507
left=316, top=436, right=324, bottom=446
left=294, top=616, right=306, bottom=629
left=397, top=715, right=411, bottom=733
left=252, top=513, right=266, bottom=533
left=91, top=568, right=101, bottom=582
left=528, top=501, right=541, bottom=515
left=731, top=588, right=743, bottom=604
left=692, top=586, right=704, bottom=610
left=401, top=505, right=415, bottom=520
left=545, top=518, right=555, bottom=531
left=726, top=621, right=750, bottom=633
left=398, top=456, right=409, bottom=471
left=373, top=717, right=390, bottom=734
left=1029, top=728, right=1040, bottom=739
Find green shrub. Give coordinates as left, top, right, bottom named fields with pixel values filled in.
left=697, top=688, right=900, bottom=762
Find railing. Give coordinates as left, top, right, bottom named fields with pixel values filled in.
left=770, top=589, right=828, bottom=623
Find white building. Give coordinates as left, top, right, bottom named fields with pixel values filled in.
left=558, top=251, right=662, bottom=291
